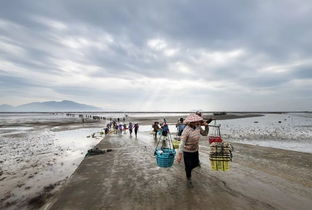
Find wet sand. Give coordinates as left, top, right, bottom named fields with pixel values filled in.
left=0, top=119, right=104, bottom=210
left=45, top=131, right=312, bottom=210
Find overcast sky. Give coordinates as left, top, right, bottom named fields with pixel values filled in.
left=0, top=0, right=311, bottom=111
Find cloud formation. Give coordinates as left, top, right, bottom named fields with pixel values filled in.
left=0, top=0, right=311, bottom=111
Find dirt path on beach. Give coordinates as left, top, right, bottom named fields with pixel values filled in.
left=45, top=131, right=312, bottom=210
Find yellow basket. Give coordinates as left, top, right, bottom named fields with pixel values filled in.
left=172, top=140, right=180, bottom=149
left=210, top=160, right=230, bottom=171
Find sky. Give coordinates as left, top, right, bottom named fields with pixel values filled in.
left=0, top=0, right=311, bottom=111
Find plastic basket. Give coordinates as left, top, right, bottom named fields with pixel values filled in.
left=155, top=148, right=176, bottom=168
left=210, top=160, right=230, bottom=171
left=208, top=122, right=223, bottom=144
left=172, top=140, right=180, bottom=149
left=209, top=136, right=223, bottom=144
left=209, top=141, right=233, bottom=171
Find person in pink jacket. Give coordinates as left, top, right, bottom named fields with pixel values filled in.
left=176, top=113, right=209, bottom=188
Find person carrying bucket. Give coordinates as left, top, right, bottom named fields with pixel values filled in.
left=176, top=113, right=209, bottom=188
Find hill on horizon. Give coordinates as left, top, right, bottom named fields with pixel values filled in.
left=0, top=100, right=102, bottom=112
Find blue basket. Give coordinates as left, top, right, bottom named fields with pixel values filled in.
left=155, top=148, right=176, bottom=168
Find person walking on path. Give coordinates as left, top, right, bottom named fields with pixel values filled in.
left=176, top=113, right=209, bottom=188
left=134, top=123, right=139, bottom=138
left=152, top=122, right=160, bottom=139
left=129, top=122, right=133, bottom=136
left=118, top=124, right=123, bottom=134
left=123, top=123, right=127, bottom=134
left=176, top=118, right=186, bottom=136
left=104, top=127, right=109, bottom=135
left=161, top=122, right=169, bottom=137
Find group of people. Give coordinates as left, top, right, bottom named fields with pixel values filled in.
left=104, top=120, right=139, bottom=137
left=152, top=120, right=170, bottom=139
left=152, top=117, right=187, bottom=139
left=151, top=112, right=214, bottom=188
left=105, top=112, right=213, bottom=188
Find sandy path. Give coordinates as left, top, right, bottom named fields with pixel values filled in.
left=45, top=132, right=312, bottom=210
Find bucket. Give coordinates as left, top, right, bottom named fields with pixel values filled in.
left=155, top=148, right=176, bottom=168
left=210, top=160, right=230, bottom=171
left=209, top=136, right=223, bottom=144
left=209, top=141, right=233, bottom=171
left=172, top=140, right=180, bottom=149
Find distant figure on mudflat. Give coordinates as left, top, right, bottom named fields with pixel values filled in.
left=134, top=123, right=139, bottom=138
left=123, top=123, right=127, bottom=134
left=176, top=118, right=186, bottom=136
left=152, top=122, right=160, bottom=139
left=114, top=124, right=118, bottom=134
left=161, top=122, right=169, bottom=137
left=195, top=111, right=202, bottom=117
left=118, top=124, right=123, bottom=134
left=104, top=127, right=109, bottom=135
left=128, top=122, right=133, bottom=136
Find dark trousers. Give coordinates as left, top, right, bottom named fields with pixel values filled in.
left=183, top=151, right=199, bottom=179
left=162, top=130, right=168, bottom=136
left=154, top=131, right=157, bottom=138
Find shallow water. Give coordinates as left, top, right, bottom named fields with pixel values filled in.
left=214, top=113, right=312, bottom=153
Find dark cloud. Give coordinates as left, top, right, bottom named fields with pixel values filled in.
left=292, top=65, right=312, bottom=79
left=0, top=0, right=311, bottom=110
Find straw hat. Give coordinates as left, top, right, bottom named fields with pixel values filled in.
left=184, top=113, right=203, bottom=123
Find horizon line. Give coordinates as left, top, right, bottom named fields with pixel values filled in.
left=0, top=111, right=311, bottom=113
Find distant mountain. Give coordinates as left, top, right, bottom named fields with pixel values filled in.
left=0, top=100, right=102, bottom=112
